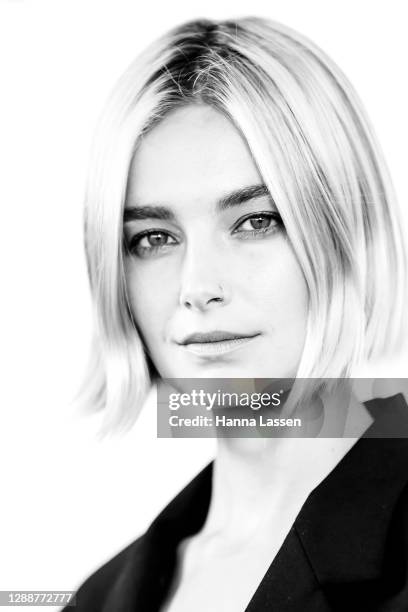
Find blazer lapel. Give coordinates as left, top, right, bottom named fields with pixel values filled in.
left=245, top=525, right=332, bottom=611
left=100, top=462, right=213, bottom=612
left=247, top=394, right=408, bottom=611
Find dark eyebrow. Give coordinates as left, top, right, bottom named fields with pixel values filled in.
left=123, top=205, right=174, bottom=223
left=217, top=183, right=271, bottom=211
left=123, top=183, right=272, bottom=223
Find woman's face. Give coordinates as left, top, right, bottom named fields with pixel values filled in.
left=124, top=104, right=309, bottom=379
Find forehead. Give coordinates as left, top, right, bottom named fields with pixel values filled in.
left=126, top=104, right=263, bottom=207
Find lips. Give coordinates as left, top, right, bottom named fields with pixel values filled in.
left=179, top=330, right=259, bottom=345
left=176, top=330, right=261, bottom=357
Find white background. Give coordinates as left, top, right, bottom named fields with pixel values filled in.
left=0, top=1, right=407, bottom=610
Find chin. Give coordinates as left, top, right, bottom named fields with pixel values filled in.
left=176, top=364, right=266, bottom=379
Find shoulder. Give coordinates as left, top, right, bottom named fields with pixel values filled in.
left=294, top=397, right=408, bottom=609
left=63, top=536, right=145, bottom=612
left=63, top=461, right=213, bottom=611
left=372, top=476, right=408, bottom=609
left=386, top=474, right=408, bottom=551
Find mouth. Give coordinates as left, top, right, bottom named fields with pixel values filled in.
left=177, top=331, right=261, bottom=357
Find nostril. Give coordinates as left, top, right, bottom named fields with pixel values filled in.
left=179, top=284, right=227, bottom=310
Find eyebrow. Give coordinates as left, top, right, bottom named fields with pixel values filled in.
left=123, top=183, right=272, bottom=223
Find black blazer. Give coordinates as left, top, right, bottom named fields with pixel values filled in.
left=65, top=394, right=408, bottom=611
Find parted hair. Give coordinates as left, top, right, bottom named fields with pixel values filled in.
left=79, top=17, right=407, bottom=432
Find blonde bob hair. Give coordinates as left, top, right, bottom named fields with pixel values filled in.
left=80, top=17, right=407, bottom=432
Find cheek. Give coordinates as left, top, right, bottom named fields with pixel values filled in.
left=240, top=241, right=309, bottom=317
left=125, top=262, right=178, bottom=340
left=267, top=260, right=308, bottom=321
left=243, top=245, right=309, bottom=372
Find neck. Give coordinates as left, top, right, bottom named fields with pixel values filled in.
left=201, top=393, right=373, bottom=539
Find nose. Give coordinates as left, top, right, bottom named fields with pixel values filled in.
left=180, top=284, right=226, bottom=310
left=178, top=243, right=231, bottom=311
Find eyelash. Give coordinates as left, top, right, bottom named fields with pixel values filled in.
left=232, top=211, right=283, bottom=239
left=126, top=211, right=283, bottom=258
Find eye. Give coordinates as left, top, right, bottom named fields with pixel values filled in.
left=126, top=230, right=178, bottom=258
left=232, top=212, right=283, bottom=238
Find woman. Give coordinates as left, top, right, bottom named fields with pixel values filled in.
left=66, top=17, right=408, bottom=611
